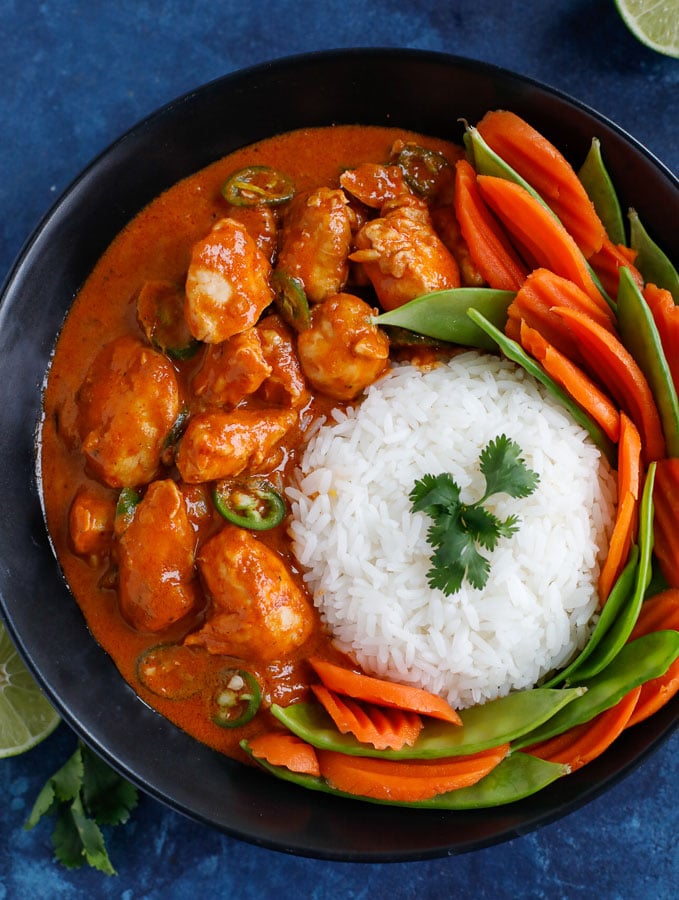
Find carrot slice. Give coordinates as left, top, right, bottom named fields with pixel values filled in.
left=311, top=684, right=424, bottom=750
left=477, top=175, right=607, bottom=310
left=651, top=458, right=679, bottom=589
left=553, top=306, right=666, bottom=464
left=627, top=589, right=679, bottom=725
left=617, top=412, right=642, bottom=502
left=317, top=744, right=509, bottom=801
left=589, top=236, right=644, bottom=298
left=453, top=158, right=528, bottom=290
left=526, top=687, right=641, bottom=771
left=475, top=110, right=606, bottom=258
left=248, top=732, right=321, bottom=775
left=598, top=491, right=636, bottom=604
left=519, top=320, right=620, bottom=443
left=308, top=658, right=462, bottom=725
left=644, top=283, right=679, bottom=397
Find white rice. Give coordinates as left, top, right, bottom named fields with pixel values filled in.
left=287, top=351, right=617, bottom=709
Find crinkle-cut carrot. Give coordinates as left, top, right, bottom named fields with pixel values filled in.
left=589, top=236, right=644, bottom=298
left=453, top=158, right=528, bottom=291
left=308, top=657, right=462, bottom=725
left=519, top=320, right=621, bottom=443
left=626, top=590, right=679, bottom=725
left=476, top=110, right=606, bottom=259
left=317, top=744, right=509, bottom=801
left=476, top=175, right=607, bottom=310
left=248, top=732, right=320, bottom=775
left=311, top=684, right=424, bottom=750
left=525, top=687, right=641, bottom=772
left=651, top=458, right=679, bottom=589
left=644, top=283, right=679, bottom=397
left=553, top=306, right=667, bottom=465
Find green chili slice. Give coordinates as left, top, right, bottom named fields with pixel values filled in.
left=222, top=165, right=295, bottom=207
left=271, top=270, right=311, bottom=332
left=212, top=670, right=262, bottom=728
left=213, top=477, right=286, bottom=531
left=393, top=142, right=451, bottom=199
left=136, top=280, right=200, bottom=360
left=136, top=643, right=210, bottom=700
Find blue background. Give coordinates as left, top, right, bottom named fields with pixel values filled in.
left=1, top=1, right=678, bottom=897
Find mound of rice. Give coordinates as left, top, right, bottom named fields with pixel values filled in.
left=287, top=351, right=617, bottom=709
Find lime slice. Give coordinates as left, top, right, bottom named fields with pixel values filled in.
left=614, top=0, right=679, bottom=58
left=0, top=622, right=60, bottom=757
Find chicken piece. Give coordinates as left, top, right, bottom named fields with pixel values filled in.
left=185, top=217, right=274, bottom=344
left=68, top=486, right=116, bottom=560
left=351, top=194, right=461, bottom=311
left=175, top=407, right=297, bottom=483
left=296, top=293, right=390, bottom=401
left=223, top=204, right=278, bottom=263
left=191, top=328, right=272, bottom=408
left=185, top=525, right=313, bottom=660
left=276, top=187, right=352, bottom=303
left=117, top=480, right=198, bottom=632
left=77, top=336, right=180, bottom=488
left=255, top=314, right=309, bottom=408
left=340, top=162, right=411, bottom=209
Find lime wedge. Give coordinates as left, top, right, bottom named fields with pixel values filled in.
left=0, top=622, right=60, bottom=757
left=614, top=0, right=679, bottom=58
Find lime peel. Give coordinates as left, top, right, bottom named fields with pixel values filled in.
left=614, top=0, right=679, bottom=58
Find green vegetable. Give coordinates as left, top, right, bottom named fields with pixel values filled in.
left=212, top=477, right=286, bottom=531
left=409, top=435, right=539, bottom=594
left=372, top=287, right=515, bottom=350
left=136, top=281, right=200, bottom=360
left=392, top=142, right=451, bottom=199
left=617, top=267, right=679, bottom=456
left=25, top=740, right=138, bottom=875
left=221, top=165, right=295, bottom=207
left=577, top=137, right=626, bottom=245
left=467, top=308, right=618, bottom=465
left=629, top=208, right=679, bottom=302
left=271, top=270, right=311, bottom=332
left=211, top=669, right=261, bottom=728
left=271, top=686, right=584, bottom=759
left=115, top=487, right=141, bottom=533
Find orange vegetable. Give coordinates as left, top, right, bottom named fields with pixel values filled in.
left=519, top=319, right=620, bottom=443
left=553, top=306, right=667, bottom=464
left=617, top=412, right=642, bottom=501
left=317, top=744, right=509, bottom=801
left=644, top=283, right=679, bottom=396
left=476, top=110, right=606, bottom=258
left=652, top=458, right=679, bottom=589
left=248, top=731, right=321, bottom=775
left=453, top=158, right=528, bottom=290
left=589, top=236, right=643, bottom=298
left=311, top=683, right=423, bottom=750
left=477, top=175, right=607, bottom=310
left=308, top=657, right=462, bottom=725
left=627, top=590, right=679, bottom=726
left=526, top=687, right=641, bottom=771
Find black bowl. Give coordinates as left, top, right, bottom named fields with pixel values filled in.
left=1, top=48, right=678, bottom=861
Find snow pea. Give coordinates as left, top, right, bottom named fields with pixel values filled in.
left=372, top=288, right=515, bottom=351
left=629, top=209, right=679, bottom=303
left=617, top=269, right=679, bottom=456
left=271, top=686, right=584, bottom=759
left=467, top=309, right=617, bottom=466
left=241, top=742, right=569, bottom=809
left=513, top=627, right=679, bottom=750
left=577, top=138, right=625, bottom=245
left=542, top=544, right=640, bottom=689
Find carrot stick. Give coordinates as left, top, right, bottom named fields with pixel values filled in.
left=317, top=744, right=509, bottom=801
left=476, top=175, right=607, bottom=311
left=553, top=306, right=667, bottom=464
left=311, top=684, right=424, bottom=750
left=519, top=320, right=620, bottom=443
left=651, top=458, right=679, bottom=588
left=589, top=236, right=644, bottom=298
left=525, top=686, right=641, bottom=771
left=454, top=158, right=528, bottom=291
left=248, top=732, right=321, bottom=775
left=617, top=412, right=642, bottom=501
left=598, top=491, right=636, bottom=604
left=644, top=283, right=679, bottom=397
left=308, top=657, right=462, bottom=725
left=475, top=110, right=606, bottom=258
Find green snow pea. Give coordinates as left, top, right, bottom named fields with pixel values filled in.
left=241, top=741, right=569, bottom=809
left=466, top=309, right=617, bottom=466
left=542, top=544, right=640, bottom=689
left=513, top=627, right=679, bottom=750
left=629, top=209, right=679, bottom=303
left=617, top=268, right=679, bottom=456
left=271, top=686, right=584, bottom=759
left=577, top=138, right=625, bottom=245
left=372, top=288, right=515, bottom=351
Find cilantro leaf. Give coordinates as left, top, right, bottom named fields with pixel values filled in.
left=480, top=434, right=540, bottom=500
left=81, top=744, right=138, bottom=826
left=410, top=472, right=461, bottom=512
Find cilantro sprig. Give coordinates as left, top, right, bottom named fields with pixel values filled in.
left=25, top=740, right=138, bottom=875
left=410, top=434, right=539, bottom=595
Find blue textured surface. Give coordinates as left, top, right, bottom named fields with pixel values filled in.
left=1, top=0, right=678, bottom=896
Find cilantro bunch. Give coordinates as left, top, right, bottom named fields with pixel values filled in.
left=410, top=434, right=539, bottom=595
